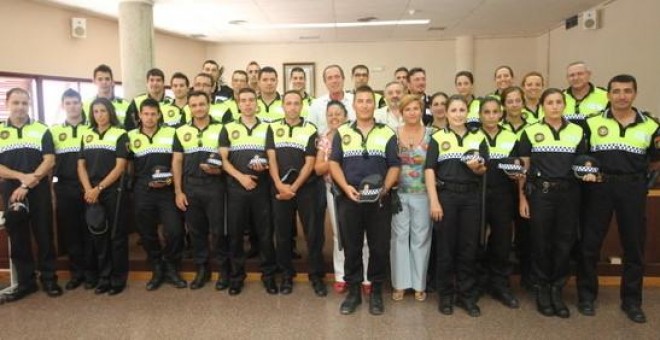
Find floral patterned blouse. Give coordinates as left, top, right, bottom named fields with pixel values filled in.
left=397, top=127, right=433, bottom=194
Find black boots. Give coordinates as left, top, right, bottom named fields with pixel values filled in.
left=550, top=286, right=570, bottom=318
left=369, top=283, right=384, bottom=315
left=146, top=262, right=165, bottom=291
left=190, top=264, right=210, bottom=290
left=340, top=284, right=362, bottom=315
left=164, top=262, right=187, bottom=289
left=536, top=285, right=554, bottom=316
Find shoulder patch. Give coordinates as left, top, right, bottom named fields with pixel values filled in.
left=0, top=131, right=9, bottom=140
left=534, top=132, right=545, bottom=143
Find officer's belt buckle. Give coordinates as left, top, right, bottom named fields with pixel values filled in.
left=541, top=181, right=550, bottom=194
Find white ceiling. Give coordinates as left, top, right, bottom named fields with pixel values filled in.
left=40, top=0, right=607, bottom=43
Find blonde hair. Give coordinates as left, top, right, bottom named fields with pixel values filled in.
left=398, top=94, right=423, bottom=112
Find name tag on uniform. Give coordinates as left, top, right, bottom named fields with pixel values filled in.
left=372, top=136, right=388, bottom=146
left=254, top=131, right=267, bottom=139
left=156, top=137, right=173, bottom=145
left=27, top=131, right=43, bottom=139
left=467, top=141, right=480, bottom=149
left=633, top=131, right=649, bottom=142
left=566, top=135, right=580, bottom=144
left=586, top=103, right=603, bottom=111
left=501, top=142, right=514, bottom=150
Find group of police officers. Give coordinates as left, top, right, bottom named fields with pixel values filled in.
left=0, top=60, right=657, bottom=324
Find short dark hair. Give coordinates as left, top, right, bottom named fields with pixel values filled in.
left=187, top=90, right=210, bottom=104
left=93, top=64, right=113, bottom=80
left=455, top=71, right=474, bottom=85
left=326, top=100, right=347, bottom=115
left=607, top=74, right=637, bottom=92
left=407, top=67, right=426, bottom=81
left=479, top=97, right=502, bottom=114
left=61, top=88, right=81, bottom=102
left=521, top=71, right=545, bottom=87
left=539, top=88, right=565, bottom=106
left=394, top=66, right=408, bottom=75
left=140, top=98, right=161, bottom=113
left=290, top=67, right=305, bottom=78
left=429, top=91, right=449, bottom=106
left=170, top=72, right=190, bottom=87
left=247, top=61, right=260, bottom=68
left=194, top=72, right=214, bottom=85
left=446, top=94, right=468, bottom=108
left=203, top=60, right=219, bottom=68
left=258, top=66, right=278, bottom=79
left=351, top=64, right=369, bottom=76
left=323, top=65, right=345, bottom=81
left=89, top=97, right=120, bottom=128
left=500, top=86, right=525, bottom=107
left=238, top=87, right=257, bottom=99
left=233, top=70, right=248, bottom=79
left=282, top=90, right=303, bottom=102
left=6, top=87, right=29, bottom=102
left=353, top=85, right=375, bottom=102
left=146, top=68, right=165, bottom=81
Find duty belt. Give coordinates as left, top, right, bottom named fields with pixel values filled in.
left=532, top=179, right=572, bottom=193
left=436, top=180, right=480, bottom=193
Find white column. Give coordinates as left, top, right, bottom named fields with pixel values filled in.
left=118, top=0, right=154, bottom=100
left=455, top=35, right=474, bottom=73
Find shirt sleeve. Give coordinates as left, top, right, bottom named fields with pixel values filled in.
left=425, top=138, right=438, bottom=170
left=115, top=133, right=130, bottom=159
left=518, top=131, right=532, bottom=157
left=329, top=133, right=343, bottom=163
left=304, top=132, right=317, bottom=157
left=650, top=125, right=659, bottom=162
left=509, top=140, right=520, bottom=158
left=265, top=126, right=275, bottom=151
left=219, top=126, right=230, bottom=148
left=173, top=132, right=183, bottom=153
left=384, top=135, right=401, bottom=167
left=576, top=134, right=588, bottom=155
left=41, top=130, right=55, bottom=155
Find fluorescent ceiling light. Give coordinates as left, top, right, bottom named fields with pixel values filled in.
left=242, top=19, right=430, bottom=30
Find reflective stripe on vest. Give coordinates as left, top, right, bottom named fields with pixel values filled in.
left=431, top=129, right=486, bottom=162
left=128, top=126, right=176, bottom=157
left=175, top=123, right=224, bottom=154
left=337, top=123, right=395, bottom=159
left=81, top=126, right=126, bottom=151
left=587, top=110, right=657, bottom=155
left=51, top=123, right=91, bottom=154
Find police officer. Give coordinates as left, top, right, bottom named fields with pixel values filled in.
left=0, top=88, right=61, bottom=302
left=172, top=91, right=228, bottom=290
left=126, top=68, right=181, bottom=129
left=454, top=71, right=481, bottom=128
left=170, top=72, right=190, bottom=116
left=563, top=61, right=608, bottom=124
left=129, top=98, right=187, bottom=291
left=425, top=95, right=488, bottom=317
left=576, top=74, right=659, bottom=323
left=246, top=61, right=261, bottom=93
left=266, top=90, right=326, bottom=296
left=78, top=97, right=130, bottom=296
left=51, top=89, right=91, bottom=291
left=289, top=67, right=314, bottom=118
left=478, top=97, right=520, bottom=308
left=183, top=73, right=230, bottom=124
left=329, top=85, right=400, bottom=315
left=257, top=66, right=284, bottom=123
left=202, top=59, right=233, bottom=103
left=83, top=64, right=130, bottom=128
left=518, top=88, right=588, bottom=318
left=219, top=70, right=249, bottom=123
left=220, top=87, right=278, bottom=296
left=350, top=65, right=385, bottom=108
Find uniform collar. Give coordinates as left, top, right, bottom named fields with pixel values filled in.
left=258, top=92, right=281, bottom=103
left=139, top=125, right=162, bottom=138
left=566, top=82, right=596, bottom=100
left=540, top=117, right=569, bottom=131
left=64, top=112, right=86, bottom=126
left=604, top=107, right=646, bottom=124
left=238, top=116, right=262, bottom=129
left=5, top=117, right=32, bottom=129
left=278, top=117, right=305, bottom=128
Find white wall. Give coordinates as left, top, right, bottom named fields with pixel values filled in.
left=541, top=0, right=660, bottom=115
left=0, top=0, right=206, bottom=82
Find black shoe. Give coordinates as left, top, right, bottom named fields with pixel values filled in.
left=263, top=278, right=279, bottom=295
left=42, top=281, right=63, bottom=297
left=550, top=286, right=570, bottom=318
left=65, top=277, right=84, bottom=291
left=215, top=278, right=230, bottom=291
left=228, top=282, right=243, bottom=296
left=146, top=263, right=165, bottom=291
left=456, top=298, right=481, bottom=317
left=311, top=279, right=328, bottom=297
left=340, top=284, right=362, bottom=315
left=280, top=278, right=293, bottom=295
left=190, top=265, right=210, bottom=290
left=4, top=283, right=38, bottom=303
left=95, top=282, right=110, bottom=295
left=246, top=248, right=259, bottom=259
left=163, top=264, right=187, bottom=289
left=292, top=249, right=303, bottom=260
left=577, top=301, right=596, bottom=316
left=108, top=285, right=125, bottom=296
left=536, top=286, right=554, bottom=317
left=621, top=304, right=646, bottom=323
left=368, top=284, right=384, bottom=315
left=491, top=289, right=519, bottom=309
left=84, top=279, right=98, bottom=290
left=438, top=296, right=454, bottom=315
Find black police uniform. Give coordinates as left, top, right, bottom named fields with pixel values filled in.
left=129, top=126, right=185, bottom=280
left=51, top=118, right=91, bottom=286
left=0, top=119, right=58, bottom=292
left=481, top=127, right=519, bottom=298
left=329, top=121, right=399, bottom=286
left=266, top=118, right=323, bottom=281
left=577, top=109, right=659, bottom=310
left=173, top=119, right=228, bottom=284
left=79, top=126, right=130, bottom=290
left=425, top=127, right=488, bottom=308
left=518, top=118, right=586, bottom=314
left=219, top=117, right=277, bottom=285
left=126, top=94, right=174, bottom=131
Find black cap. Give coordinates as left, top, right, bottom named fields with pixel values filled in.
left=4, top=201, right=29, bottom=225
left=460, top=149, right=486, bottom=164
left=248, top=154, right=268, bottom=167
left=572, top=155, right=600, bottom=178
left=151, top=165, right=173, bottom=184
left=205, top=152, right=223, bottom=168
left=85, top=204, right=107, bottom=234
left=358, top=174, right=383, bottom=203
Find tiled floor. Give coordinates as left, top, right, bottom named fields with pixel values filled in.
left=1, top=279, right=658, bottom=339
